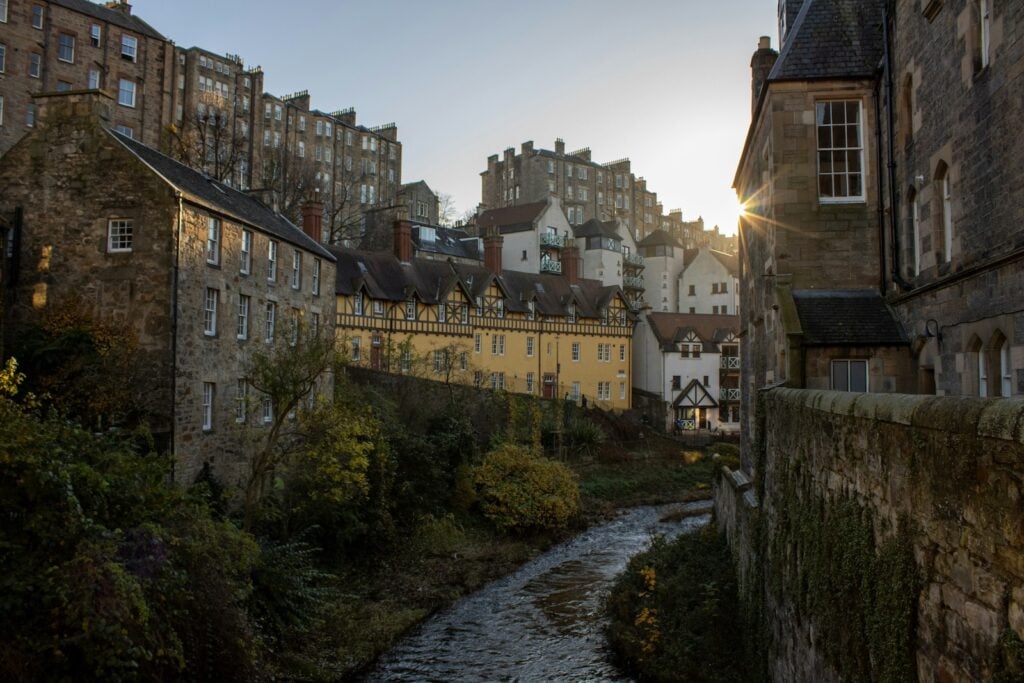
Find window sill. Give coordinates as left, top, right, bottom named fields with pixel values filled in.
left=818, top=197, right=867, bottom=206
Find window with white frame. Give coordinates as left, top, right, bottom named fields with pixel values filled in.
left=297, top=141, right=305, bottom=158
left=620, top=382, right=626, bottom=400
left=526, top=372, right=535, bottom=394
left=88, top=69, right=101, bottom=89
left=88, top=24, right=101, bottom=46
left=433, top=350, right=445, bottom=374
left=237, top=295, right=250, bottom=340
left=831, top=359, right=868, bottom=392
left=437, top=303, right=446, bottom=323
left=571, top=382, right=581, bottom=401
left=121, top=35, right=138, bottom=61
left=203, top=288, right=218, bottom=336
left=406, top=298, right=416, bottom=320
left=816, top=100, right=864, bottom=201
left=261, top=396, right=273, bottom=424
left=0, top=1, right=7, bottom=23
left=1001, top=339, right=1012, bottom=397
left=490, top=372, right=505, bottom=391
left=474, top=334, right=481, bottom=353
left=571, top=342, right=580, bottom=361
left=351, top=337, right=361, bottom=362
left=526, top=336, right=534, bottom=357
left=620, top=344, right=626, bottom=361
left=202, top=382, right=215, bottom=431
left=30, top=53, right=41, bottom=78
left=979, top=350, right=989, bottom=397
left=118, top=79, right=136, bottom=108
left=268, top=241, right=278, bottom=281
left=31, top=5, right=42, bottom=28
left=312, top=258, right=321, bottom=295
left=206, top=217, right=221, bottom=264
left=568, top=303, right=576, bottom=323
left=400, top=348, right=412, bottom=373
left=0, top=44, right=5, bottom=73
left=265, top=301, right=276, bottom=343
left=26, top=104, right=36, bottom=127
left=291, top=249, right=301, bottom=289
left=491, top=334, right=506, bottom=356
left=354, top=292, right=364, bottom=316
left=240, top=230, right=252, bottom=274
left=58, top=34, right=75, bottom=63
left=372, top=300, right=384, bottom=316
left=107, top=219, right=133, bottom=252
left=979, top=0, right=992, bottom=69
left=235, top=379, right=247, bottom=422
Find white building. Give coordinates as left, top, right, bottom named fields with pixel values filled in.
left=638, top=229, right=686, bottom=312
left=678, top=248, right=740, bottom=315
left=633, top=312, right=740, bottom=433
left=476, top=197, right=573, bottom=276
left=571, top=218, right=643, bottom=306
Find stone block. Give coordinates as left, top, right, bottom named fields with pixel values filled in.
left=977, top=400, right=1024, bottom=442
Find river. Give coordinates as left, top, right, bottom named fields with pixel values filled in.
left=363, top=500, right=712, bottom=682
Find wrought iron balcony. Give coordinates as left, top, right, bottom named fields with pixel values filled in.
left=623, top=275, right=645, bottom=290
left=540, top=233, right=566, bottom=249
left=721, top=356, right=740, bottom=370
left=624, top=252, right=645, bottom=268
left=540, top=258, right=563, bottom=274
left=720, top=388, right=741, bottom=401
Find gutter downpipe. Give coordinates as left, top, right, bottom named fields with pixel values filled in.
left=171, top=191, right=184, bottom=477
left=883, top=1, right=915, bottom=292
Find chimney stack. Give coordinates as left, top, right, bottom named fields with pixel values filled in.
left=394, top=220, right=413, bottom=262
left=301, top=201, right=324, bottom=243
left=104, top=1, right=132, bottom=14
left=750, top=36, right=779, bottom=115
left=562, top=246, right=581, bottom=284
left=555, top=138, right=565, bottom=155
left=483, top=226, right=503, bottom=274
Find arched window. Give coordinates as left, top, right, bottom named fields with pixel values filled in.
left=967, top=335, right=983, bottom=396
left=979, top=349, right=989, bottom=398
left=907, top=186, right=921, bottom=276
left=899, top=74, right=914, bottom=148
left=1000, top=338, right=1012, bottom=397
left=936, top=163, right=953, bottom=263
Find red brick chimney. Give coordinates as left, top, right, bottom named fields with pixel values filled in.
left=483, top=227, right=503, bottom=274
left=562, top=246, right=581, bottom=284
left=394, top=219, right=413, bottom=263
left=301, top=201, right=323, bottom=243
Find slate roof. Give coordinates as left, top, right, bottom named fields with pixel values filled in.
left=573, top=219, right=622, bottom=241
left=477, top=201, right=548, bottom=234
left=411, top=224, right=481, bottom=261
left=768, top=0, right=884, bottom=82
left=645, top=313, right=740, bottom=352
left=53, top=0, right=166, bottom=40
left=330, top=248, right=630, bottom=322
left=110, top=131, right=334, bottom=261
left=792, top=290, right=908, bottom=346
left=682, top=248, right=739, bottom=276
left=638, top=229, right=683, bottom=249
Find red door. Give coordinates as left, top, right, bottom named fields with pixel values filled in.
left=371, top=334, right=382, bottom=370
left=543, top=373, right=556, bottom=399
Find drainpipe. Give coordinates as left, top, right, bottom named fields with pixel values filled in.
left=883, top=1, right=914, bottom=292
left=170, top=191, right=184, bottom=475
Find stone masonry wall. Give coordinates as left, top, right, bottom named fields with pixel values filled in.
left=716, top=387, right=1024, bottom=681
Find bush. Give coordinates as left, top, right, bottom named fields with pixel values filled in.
left=606, top=526, right=750, bottom=682
left=470, top=444, right=580, bottom=534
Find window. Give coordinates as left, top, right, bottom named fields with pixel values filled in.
left=571, top=382, right=581, bottom=401
left=90, top=24, right=101, bottom=47
left=0, top=96, right=4, bottom=126
left=0, top=44, right=5, bottom=73
left=118, top=79, right=136, bottom=108
left=205, top=217, right=221, bottom=264
left=267, top=241, right=278, bottom=281
left=203, top=288, right=218, bottom=336
left=433, top=350, right=445, bottom=374
left=490, top=372, right=505, bottom=391
left=58, top=34, right=75, bottom=63
left=351, top=337, right=361, bottom=362
left=275, top=105, right=282, bottom=121
left=571, top=342, right=580, bottom=361
left=261, top=396, right=273, bottom=424
left=311, top=312, right=320, bottom=336
left=353, top=292, right=364, bottom=316
left=373, top=300, right=384, bottom=316
left=491, top=334, right=506, bottom=356
left=202, top=382, right=215, bottom=431
left=406, top=298, right=416, bottom=320
left=107, top=219, right=133, bottom=252
left=0, top=0, right=6, bottom=22
left=88, top=69, right=101, bottom=89
left=816, top=100, right=864, bottom=201
left=831, top=359, right=868, bottom=392
left=548, top=160, right=555, bottom=174
left=475, top=334, right=481, bottom=353
left=1000, top=339, right=1012, bottom=397
left=620, top=382, right=626, bottom=400
left=979, top=0, right=992, bottom=69
left=526, top=372, right=535, bottom=394
left=400, top=349, right=412, bottom=373
left=265, top=302, right=276, bottom=343
left=30, top=53, right=41, bottom=78
left=437, top=303, right=446, bottom=323
left=908, top=188, right=921, bottom=276
left=234, top=294, right=251, bottom=340
left=979, top=349, right=989, bottom=398
left=235, top=380, right=247, bottom=423
left=26, top=104, right=36, bottom=127
left=526, top=336, right=534, bottom=357
left=239, top=230, right=252, bottom=274
left=297, top=141, right=305, bottom=158
left=937, top=163, right=953, bottom=263
left=289, top=307, right=300, bottom=346
left=291, top=249, right=302, bottom=289
left=32, top=5, right=42, bottom=29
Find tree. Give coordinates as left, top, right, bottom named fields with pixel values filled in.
left=437, top=192, right=458, bottom=226
left=165, top=95, right=249, bottom=184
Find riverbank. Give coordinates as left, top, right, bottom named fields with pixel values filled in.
left=318, top=439, right=724, bottom=680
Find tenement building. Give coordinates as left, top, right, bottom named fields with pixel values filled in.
left=0, top=0, right=173, bottom=153
left=332, top=221, right=635, bottom=410
left=0, top=91, right=337, bottom=483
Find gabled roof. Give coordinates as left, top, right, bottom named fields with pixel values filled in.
left=768, top=0, right=884, bottom=82
left=110, top=131, right=334, bottom=261
left=638, top=229, right=683, bottom=249
left=646, top=313, right=740, bottom=352
left=573, top=219, right=622, bottom=241
left=400, top=179, right=434, bottom=195
left=792, top=290, right=908, bottom=346
left=477, top=201, right=547, bottom=234
left=673, top=379, right=718, bottom=408
left=52, top=0, right=166, bottom=40
left=682, top=248, right=739, bottom=276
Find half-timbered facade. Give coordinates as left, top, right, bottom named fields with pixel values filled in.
left=331, top=248, right=636, bottom=410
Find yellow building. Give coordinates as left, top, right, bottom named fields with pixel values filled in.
left=330, top=236, right=635, bottom=410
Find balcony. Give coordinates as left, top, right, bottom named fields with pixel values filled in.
left=540, top=233, right=566, bottom=249
left=720, top=388, right=741, bottom=402
left=623, top=275, right=644, bottom=290
left=540, top=257, right=563, bottom=274
left=721, top=356, right=740, bottom=370
left=624, top=252, right=645, bottom=268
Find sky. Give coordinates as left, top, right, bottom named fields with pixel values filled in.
left=136, top=0, right=778, bottom=235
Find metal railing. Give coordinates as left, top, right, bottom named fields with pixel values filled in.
left=540, top=258, right=563, bottom=274
left=540, top=233, right=566, bottom=248
left=720, top=388, right=741, bottom=401
left=624, top=252, right=644, bottom=267
left=721, top=356, right=740, bottom=370
left=623, top=275, right=644, bottom=290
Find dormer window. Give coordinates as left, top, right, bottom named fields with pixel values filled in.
left=527, top=300, right=536, bottom=321
left=496, top=299, right=505, bottom=319
left=406, top=298, right=417, bottom=321
left=354, top=292, right=364, bottom=316
left=568, top=303, right=577, bottom=324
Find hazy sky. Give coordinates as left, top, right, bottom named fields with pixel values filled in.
left=136, top=0, right=777, bottom=235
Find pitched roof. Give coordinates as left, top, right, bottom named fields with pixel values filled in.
left=52, top=0, right=166, bottom=40
left=477, top=201, right=548, bottom=234
left=411, top=224, right=481, bottom=261
left=573, top=219, right=622, bottom=241
left=638, top=229, right=683, bottom=249
left=768, top=0, right=884, bottom=82
left=682, top=248, right=739, bottom=276
left=792, top=290, right=908, bottom=346
left=329, top=248, right=631, bottom=322
left=645, top=313, right=740, bottom=352
left=110, top=131, right=334, bottom=261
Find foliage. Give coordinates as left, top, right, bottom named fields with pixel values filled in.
left=470, top=444, right=580, bottom=534
left=0, top=373, right=261, bottom=681
left=993, top=629, right=1024, bottom=683
left=605, top=526, right=749, bottom=682
left=563, top=415, right=606, bottom=459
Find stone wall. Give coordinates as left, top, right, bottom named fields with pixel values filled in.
left=716, top=387, right=1024, bottom=681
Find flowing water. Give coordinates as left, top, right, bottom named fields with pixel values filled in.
left=363, top=501, right=712, bottom=682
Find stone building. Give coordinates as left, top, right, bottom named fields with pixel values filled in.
left=0, top=0, right=173, bottom=153
left=0, top=91, right=337, bottom=483
left=332, top=220, right=635, bottom=410
left=398, top=180, right=440, bottom=225
left=476, top=198, right=576, bottom=279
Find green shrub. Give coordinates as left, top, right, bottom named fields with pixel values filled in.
left=470, top=444, right=580, bottom=534
left=564, top=416, right=606, bottom=459
left=710, top=441, right=740, bottom=460
left=606, top=526, right=750, bottom=682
